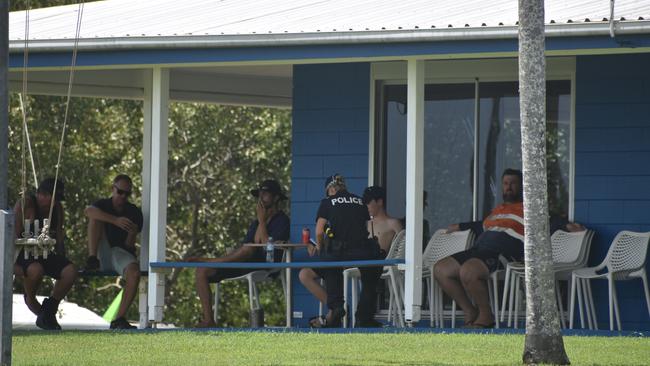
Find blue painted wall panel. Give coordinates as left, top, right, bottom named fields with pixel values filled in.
left=292, top=108, right=370, bottom=133
left=576, top=104, right=650, bottom=128
left=575, top=152, right=650, bottom=175
left=575, top=53, right=650, bottom=330
left=576, top=127, right=650, bottom=152
left=290, top=63, right=370, bottom=327
left=574, top=176, right=650, bottom=200
left=291, top=156, right=325, bottom=178
left=293, top=132, right=341, bottom=155
left=578, top=77, right=648, bottom=104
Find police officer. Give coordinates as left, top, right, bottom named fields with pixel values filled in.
left=308, top=173, right=382, bottom=327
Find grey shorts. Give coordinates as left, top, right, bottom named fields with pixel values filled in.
left=98, top=235, right=137, bottom=276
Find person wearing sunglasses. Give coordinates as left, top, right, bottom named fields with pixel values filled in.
left=84, top=174, right=143, bottom=329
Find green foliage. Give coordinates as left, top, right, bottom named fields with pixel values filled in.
left=9, top=93, right=291, bottom=327
left=10, top=0, right=79, bottom=12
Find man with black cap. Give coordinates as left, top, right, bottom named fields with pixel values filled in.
left=362, top=186, right=403, bottom=255
left=13, top=177, right=78, bottom=330
left=308, top=174, right=383, bottom=327
left=190, top=179, right=290, bottom=328
left=84, top=174, right=143, bottom=329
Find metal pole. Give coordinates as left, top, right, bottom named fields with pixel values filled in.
left=0, top=211, right=14, bottom=366
left=0, top=2, right=13, bottom=365
left=0, top=0, right=8, bottom=209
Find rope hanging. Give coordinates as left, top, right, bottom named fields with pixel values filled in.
left=16, top=1, right=85, bottom=259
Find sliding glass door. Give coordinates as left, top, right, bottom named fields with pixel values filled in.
left=377, top=79, right=571, bottom=235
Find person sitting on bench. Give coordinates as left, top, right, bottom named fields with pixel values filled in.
left=84, top=174, right=143, bottom=329
left=188, top=179, right=290, bottom=328
left=14, top=177, right=78, bottom=330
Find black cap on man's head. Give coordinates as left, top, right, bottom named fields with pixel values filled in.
left=37, top=177, right=65, bottom=201
left=362, top=186, right=386, bottom=205
left=251, top=179, right=287, bottom=200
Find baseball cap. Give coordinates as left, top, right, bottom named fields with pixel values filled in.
left=250, top=179, right=287, bottom=200
left=362, top=186, right=386, bottom=204
left=324, top=173, right=344, bottom=189
left=37, top=177, right=65, bottom=201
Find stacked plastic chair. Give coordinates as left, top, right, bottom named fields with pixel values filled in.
left=500, top=229, right=594, bottom=328
left=570, top=230, right=650, bottom=331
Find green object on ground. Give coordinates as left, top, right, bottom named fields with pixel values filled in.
left=102, top=289, right=123, bottom=322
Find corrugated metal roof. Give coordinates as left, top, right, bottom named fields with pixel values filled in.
left=8, top=0, right=650, bottom=44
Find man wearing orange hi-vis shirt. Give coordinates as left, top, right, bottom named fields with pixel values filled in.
left=435, top=168, right=525, bottom=329
left=434, top=168, right=582, bottom=329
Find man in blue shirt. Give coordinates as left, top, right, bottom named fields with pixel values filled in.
left=189, top=179, right=290, bottom=328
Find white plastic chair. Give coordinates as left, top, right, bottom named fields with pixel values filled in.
left=213, top=256, right=286, bottom=326
left=424, top=229, right=475, bottom=327
left=569, top=230, right=650, bottom=331
left=343, top=229, right=406, bottom=327
left=501, top=229, right=594, bottom=328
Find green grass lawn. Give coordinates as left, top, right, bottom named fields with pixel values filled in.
left=12, top=331, right=650, bottom=365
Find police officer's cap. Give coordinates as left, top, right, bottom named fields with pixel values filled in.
left=325, top=173, right=345, bottom=188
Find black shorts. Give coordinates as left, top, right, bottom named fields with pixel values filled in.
left=206, top=247, right=281, bottom=283
left=311, top=238, right=381, bottom=278
left=451, top=247, right=504, bottom=273
left=15, top=250, right=73, bottom=279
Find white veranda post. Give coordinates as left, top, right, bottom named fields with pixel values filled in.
left=404, top=59, right=424, bottom=323
left=146, top=67, right=170, bottom=324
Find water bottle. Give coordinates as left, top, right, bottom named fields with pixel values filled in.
left=265, top=236, right=274, bottom=263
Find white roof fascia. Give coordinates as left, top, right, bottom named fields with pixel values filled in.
left=9, top=21, right=650, bottom=53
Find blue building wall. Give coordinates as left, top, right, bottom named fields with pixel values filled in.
left=575, top=53, right=650, bottom=330
left=290, top=63, right=371, bottom=326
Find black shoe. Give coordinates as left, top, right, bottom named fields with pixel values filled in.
left=85, top=256, right=100, bottom=272
left=323, top=307, right=346, bottom=328
left=36, top=297, right=62, bottom=331
left=110, top=317, right=136, bottom=330
left=356, top=319, right=383, bottom=328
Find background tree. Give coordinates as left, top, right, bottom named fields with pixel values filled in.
left=518, top=0, right=570, bottom=364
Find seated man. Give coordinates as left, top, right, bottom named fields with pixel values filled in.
left=84, top=174, right=144, bottom=329
left=299, top=185, right=402, bottom=326
left=363, top=186, right=403, bottom=255
left=190, top=179, right=290, bottom=328
left=434, top=168, right=583, bottom=328
left=14, top=177, right=77, bottom=330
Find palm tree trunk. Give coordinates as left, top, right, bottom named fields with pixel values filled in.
left=518, top=0, right=570, bottom=364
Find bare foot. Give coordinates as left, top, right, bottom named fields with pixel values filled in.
left=471, top=313, right=494, bottom=328
left=463, top=309, right=479, bottom=326
left=195, top=320, right=217, bottom=328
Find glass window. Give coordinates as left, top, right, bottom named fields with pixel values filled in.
left=377, top=80, right=571, bottom=236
